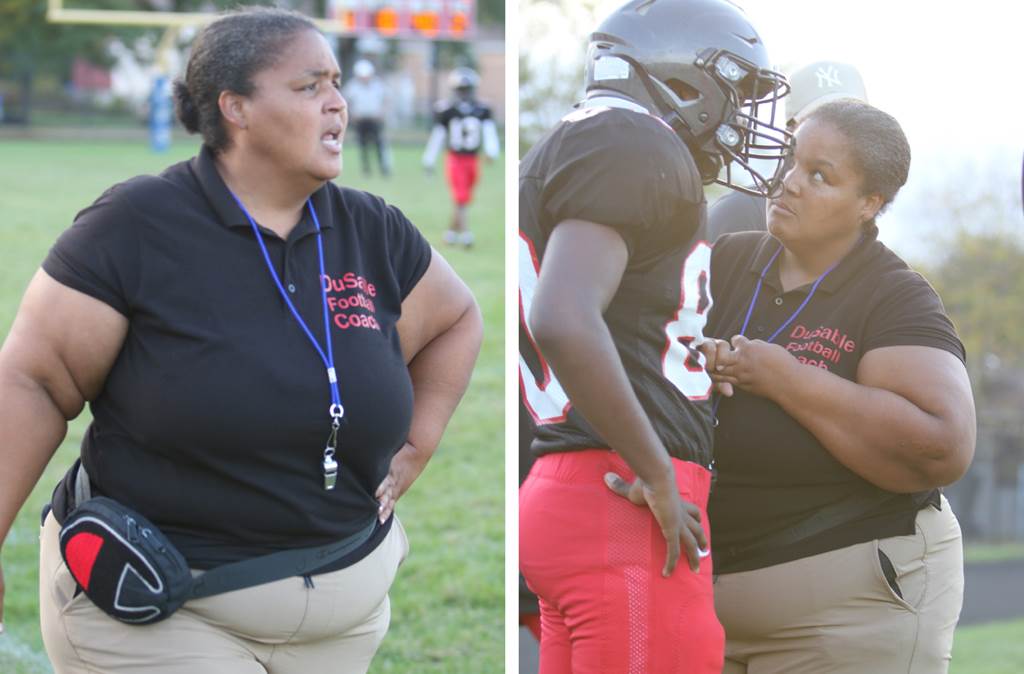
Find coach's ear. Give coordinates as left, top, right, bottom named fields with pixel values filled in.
left=218, top=90, right=249, bottom=131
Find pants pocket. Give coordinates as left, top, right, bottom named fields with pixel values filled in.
left=52, top=559, right=90, bottom=616
left=877, top=548, right=903, bottom=599
left=875, top=530, right=926, bottom=612
left=41, top=513, right=87, bottom=616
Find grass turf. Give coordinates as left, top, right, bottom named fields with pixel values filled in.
left=0, top=138, right=504, bottom=674
left=951, top=618, right=1024, bottom=673
left=963, top=543, right=1024, bottom=565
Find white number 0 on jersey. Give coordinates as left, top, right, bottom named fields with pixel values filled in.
left=519, top=234, right=713, bottom=426
left=661, top=242, right=713, bottom=400
left=519, top=233, right=572, bottom=425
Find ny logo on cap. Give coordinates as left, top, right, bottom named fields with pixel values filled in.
left=816, top=65, right=842, bottom=89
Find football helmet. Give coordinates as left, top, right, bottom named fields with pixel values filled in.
left=585, top=0, right=793, bottom=197
left=448, top=67, right=480, bottom=98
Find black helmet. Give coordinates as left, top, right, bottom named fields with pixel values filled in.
left=584, top=0, right=793, bottom=197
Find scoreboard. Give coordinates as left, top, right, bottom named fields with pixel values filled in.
left=326, top=0, right=475, bottom=39
left=46, top=0, right=476, bottom=39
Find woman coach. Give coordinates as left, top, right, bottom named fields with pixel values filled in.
left=701, top=100, right=975, bottom=673
left=0, top=7, right=481, bottom=673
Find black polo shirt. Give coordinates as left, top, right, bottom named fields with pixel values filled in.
left=43, top=145, right=431, bottom=569
left=519, top=104, right=714, bottom=466
left=706, top=227, right=964, bottom=574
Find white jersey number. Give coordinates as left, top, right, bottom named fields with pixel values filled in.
left=448, top=116, right=482, bottom=152
left=662, top=242, right=713, bottom=400
left=519, top=233, right=571, bottom=425
left=520, top=236, right=712, bottom=423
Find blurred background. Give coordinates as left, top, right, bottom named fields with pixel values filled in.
left=520, top=0, right=1024, bottom=671
left=0, top=0, right=505, bottom=138
left=0, top=1, right=504, bottom=673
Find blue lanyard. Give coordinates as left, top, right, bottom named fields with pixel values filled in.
left=737, top=243, right=843, bottom=343
left=231, top=194, right=344, bottom=489
left=711, top=239, right=851, bottom=422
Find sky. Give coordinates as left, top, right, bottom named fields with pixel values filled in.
left=521, top=0, right=1024, bottom=260
left=737, top=0, right=1024, bottom=257
left=742, top=1, right=1023, bottom=155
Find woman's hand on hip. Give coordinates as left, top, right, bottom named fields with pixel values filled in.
left=375, top=442, right=429, bottom=523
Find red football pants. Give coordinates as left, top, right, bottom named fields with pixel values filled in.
left=445, top=152, right=479, bottom=205
left=520, top=450, right=723, bottom=674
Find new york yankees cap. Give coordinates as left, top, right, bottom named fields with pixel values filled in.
left=786, top=60, right=868, bottom=126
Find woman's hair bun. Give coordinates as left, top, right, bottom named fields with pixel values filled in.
left=173, top=79, right=200, bottom=133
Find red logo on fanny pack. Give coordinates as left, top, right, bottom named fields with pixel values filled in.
left=65, top=531, right=105, bottom=590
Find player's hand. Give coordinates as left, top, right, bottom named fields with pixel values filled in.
left=698, top=338, right=734, bottom=397
left=714, top=335, right=796, bottom=399
left=375, top=442, right=427, bottom=524
left=603, top=472, right=708, bottom=575
left=423, top=164, right=435, bottom=176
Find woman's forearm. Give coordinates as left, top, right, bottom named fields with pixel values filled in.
left=768, top=355, right=973, bottom=492
left=403, top=298, right=483, bottom=478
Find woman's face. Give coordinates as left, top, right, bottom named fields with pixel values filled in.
left=242, top=29, right=348, bottom=183
left=766, top=118, right=877, bottom=250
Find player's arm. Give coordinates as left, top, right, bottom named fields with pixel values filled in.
left=422, top=112, right=446, bottom=170
left=0, top=270, right=128, bottom=626
left=712, top=338, right=975, bottom=492
left=377, top=251, right=483, bottom=522
left=482, top=119, right=500, bottom=160
left=529, top=219, right=707, bottom=575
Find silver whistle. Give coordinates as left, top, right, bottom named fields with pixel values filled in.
left=323, top=449, right=338, bottom=490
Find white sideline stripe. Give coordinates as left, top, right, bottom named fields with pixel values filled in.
left=0, top=630, right=54, bottom=673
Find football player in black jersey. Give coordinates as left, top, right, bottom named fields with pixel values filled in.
left=518, top=0, right=792, bottom=671
left=422, top=67, right=500, bottom=249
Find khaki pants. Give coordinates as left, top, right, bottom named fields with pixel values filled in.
left=39, top=512, right=409, bottom=674
left=714, top=495, right=963, bottom=674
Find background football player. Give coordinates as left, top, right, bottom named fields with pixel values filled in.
left=518, top=0, right=792, bottom=671
left=422, top=67, right=500, bottom=248
left=342, top=59, right=391, bottom=177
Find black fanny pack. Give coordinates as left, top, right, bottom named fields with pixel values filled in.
left=53, top=461, right=377, bottom=625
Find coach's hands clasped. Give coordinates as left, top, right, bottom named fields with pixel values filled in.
left=700, top=335, right=796, bottom=399
left=603, top=472, right=708, bottom=576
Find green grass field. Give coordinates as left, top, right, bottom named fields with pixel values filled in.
left=964, top=543, right=1024, bottom=564
left=0, top=138, right=504, bottom=673
left=951, top=618, right=1024, bottom=674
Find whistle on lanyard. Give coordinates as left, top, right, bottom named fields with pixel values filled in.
left=323, top=448, right=339, bottom=490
